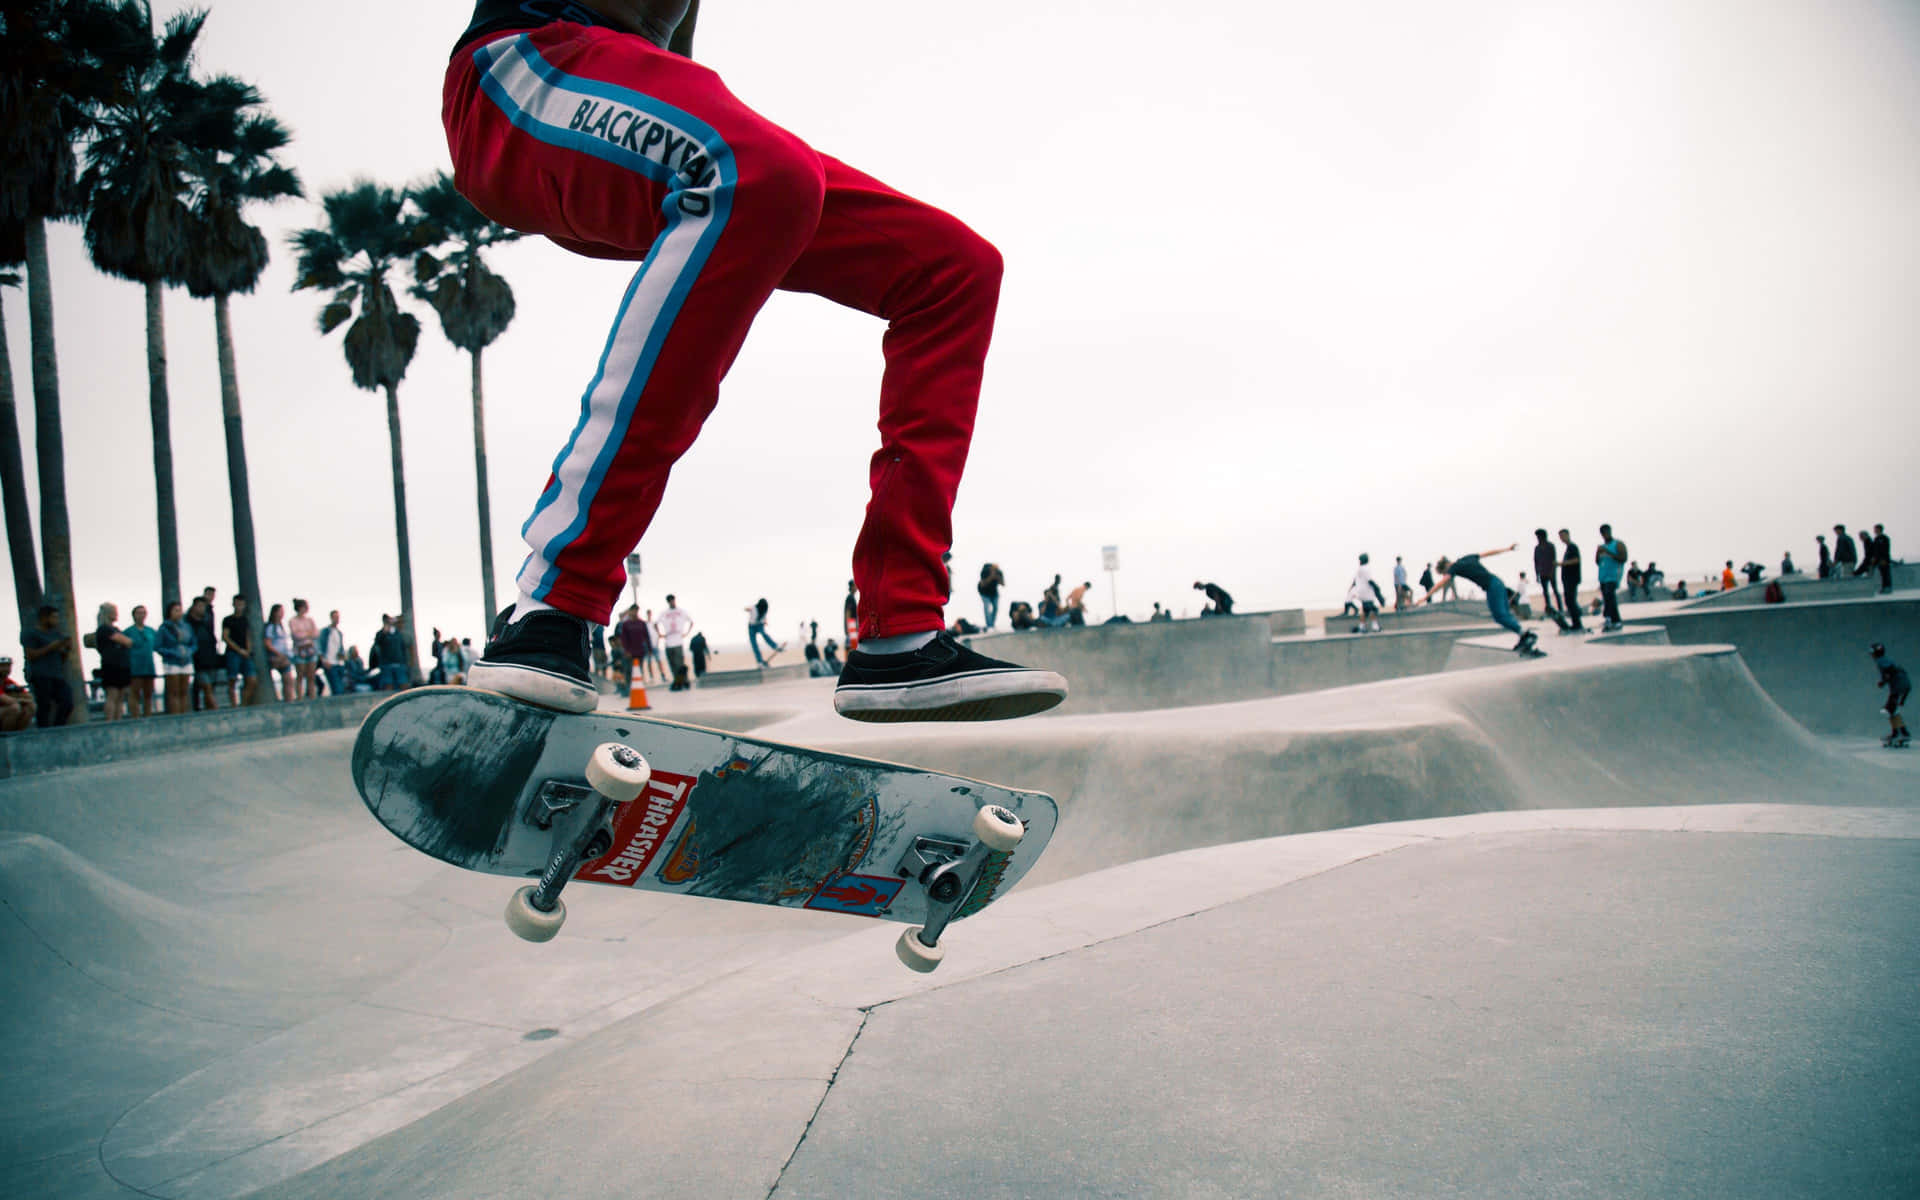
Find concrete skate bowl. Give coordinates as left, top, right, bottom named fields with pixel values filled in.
left=1631, top=594, right=1920, bottom=736
left=796, top=642, right=1909, bottom=886
left=5, top=638, right=1914, bottom=1199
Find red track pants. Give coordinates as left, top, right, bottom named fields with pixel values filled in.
left=443, top=24, right=1001, bottom=637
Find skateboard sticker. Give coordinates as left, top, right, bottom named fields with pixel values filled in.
left=655, top=817, right=702, bottom=884
left=805, top=873, right=903, bottom=916
left=577, top=768, right=698, bottom=887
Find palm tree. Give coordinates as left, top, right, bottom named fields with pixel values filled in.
left=291, top=183, right=427, bottom=686
left=0, top=272, right=43, bottom=633
left=0, top=0, right=123, bottom=721
left=78, top=2, right=213, bottom=615
left=176, top=75, right=301, bottom=695
left=409, top=171, right=521, bottom=633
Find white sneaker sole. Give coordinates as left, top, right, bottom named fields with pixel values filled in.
left=467, top=660, right=599, bottom=714
left=834, top=668, right=1068, bottom=723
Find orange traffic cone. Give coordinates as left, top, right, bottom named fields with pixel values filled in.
left=627, top=661, right=650, bottom=711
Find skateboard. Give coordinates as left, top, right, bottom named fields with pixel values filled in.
left=352, top=687, right=1057, bottom=972
left=1542, top=607, right=1587, bottom=635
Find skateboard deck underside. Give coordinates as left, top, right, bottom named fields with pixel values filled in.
left=352, top=688, right=1057, bottom=925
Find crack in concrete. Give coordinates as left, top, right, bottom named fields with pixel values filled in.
left=766, top=1008, right=871, bottom=1198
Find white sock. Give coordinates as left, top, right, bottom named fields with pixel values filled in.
left=513, top=592, right=556, bottom=618
left=858, top=630, right=937, bottom=655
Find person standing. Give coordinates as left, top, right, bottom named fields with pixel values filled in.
left=1816, top=534, right=1832, bottom=580
left=1860, top=523, right=1893, bottom=593
left=1392, top=556, right=1410, bottom=612
left=658, top=595, right=695, bottom=690
left=124, top=604, right=158, bottom=718
left=222, top=596, right=255, bottom=706
left=264, top=603, right=297, bottom=702
left=288, top=599, right=320, bottom=700
left=372, top=615, right=410, bottom=691
left=94, top=602, right=134, bottom=721
left=641, top=608, right=667, bottom=683
left=156, top=600, right=197, bottom=715
left=1833, top=525, right=1858, bottom=577
left=1419, top=563, right=1435, bottom=596
left=1556, top=529, right=1586, bottom=632
left=1349, top=555, right=1381, bottom=633
left=842, top=581, right=859, bottom=654
left=978, top=562, right=1004, bottom=630
left=188, top=596, right=223, bottom=710
left=1065, top=580, right=1091, bottom=626
left=689, top=629, right=712, bottom=678
left=1595, top=524, right=1627, bottom=631
left=1531, top=530, right=1562, bottom=615
left=1420, top=545, right=1538, bottom=654
left=22, top=606, right=75, bottom=727
left=318, top=610, right=349, bottom=698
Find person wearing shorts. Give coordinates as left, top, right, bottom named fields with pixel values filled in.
left=1872, top=642, right=1910, bottom=747
left=188, top=596, right=225, bottom=710
left=125, top=604, right=157, bottom=718
left=222, top=596, right=254, bottom=706
left=94, top=602, right=134, bottom=721
left=443, top=0, right=1064, bottom=723
left=156, top=600, right=197, bottom=714
left=289, top=599, right=320, bottom=700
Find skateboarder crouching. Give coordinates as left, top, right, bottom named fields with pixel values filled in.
left=442, top=0, right=1065, bottom=721
left=1871, top=643, right=1911, bottom=748
left=1421, top=544, right=1538, bottom=655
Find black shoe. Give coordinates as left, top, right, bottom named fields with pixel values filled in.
left=466, top=605, right=597, bottom=713
left=834, top=631, right=1067, bottom=722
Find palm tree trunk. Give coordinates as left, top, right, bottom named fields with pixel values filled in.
left=385, top=382, right=422, bottom=685
left=471, top=345, right=497, bottom=631
left=145, top=280, right=181, bottom=612
left=0, top=298, right=44, bottom=631
left=213, top=294, right=272, bottom=697
left=25, top=218, right=85, bottom=723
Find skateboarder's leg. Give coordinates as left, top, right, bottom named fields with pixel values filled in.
left=774, top=155, right=1001, bottom=640
left=769, top=158, right=1061, bottom=721
left=445, top=29, right=829, bottom=709
left=447, top=29, right=827, bottom=624
left=1484, top=579, right=1525, bottom=637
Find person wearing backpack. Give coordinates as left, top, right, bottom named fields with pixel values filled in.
left=1595, top=524, right=1628, bottom=632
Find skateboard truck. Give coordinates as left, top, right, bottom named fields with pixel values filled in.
left=893, top=805, right=1025, bottom=973
left=504, top=743, right=652, bottom=943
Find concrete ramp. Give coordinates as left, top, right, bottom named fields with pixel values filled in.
left=1633, top=594, right=1920, bottom=736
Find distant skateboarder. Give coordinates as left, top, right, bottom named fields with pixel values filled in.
left=1421, top=543, right=1539, bottom=656
left=1871, top=642, right=1910, bottom=748
left=443, top=0, right=1065, bottom=722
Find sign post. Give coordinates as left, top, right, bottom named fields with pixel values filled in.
left=625, top=552, right=642, bottom=611
left=1101, top=545, right=1120, bottom=620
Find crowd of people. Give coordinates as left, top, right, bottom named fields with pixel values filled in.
left=2, top=584, right=478, bottom=729
left=6, top=518, right=1899, bottom=731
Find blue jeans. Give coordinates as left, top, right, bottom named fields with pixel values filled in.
left=981, top=593, right=999, bottom=629
left=1484, top=577, right=1523, bottom=636
left=748, top=622, right=780, bottom=665
left=325, top=665, right=347, bottom=696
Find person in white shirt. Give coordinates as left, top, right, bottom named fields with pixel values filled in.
left=656, top=596, right=695, bottom=690
left=1350, top=553, right=1382, bottom=633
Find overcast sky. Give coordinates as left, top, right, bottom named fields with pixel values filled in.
left=6, top=0, right=1918, bottom=655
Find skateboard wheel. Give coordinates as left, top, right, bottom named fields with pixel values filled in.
left=505, top=885, right=567, bottom=942
left=896, top=926, right=944, bottom=973
left=972, top=804, right=1024, bottom=852
left=585, top=742, right=651, bottom=804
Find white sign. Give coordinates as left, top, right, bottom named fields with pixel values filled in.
left=1102, top=545, right=1119, bottom=572
left=625, top=552, right=643, bottom=579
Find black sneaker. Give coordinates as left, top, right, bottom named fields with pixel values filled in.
left=466, top=605, right=597, bottom=713
left=833, top=631, right=1067, bottom=723
left=1514, top=630, right=1539, bottom=654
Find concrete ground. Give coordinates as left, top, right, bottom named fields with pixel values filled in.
left=5, top=601, right=1919, bottom=1199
